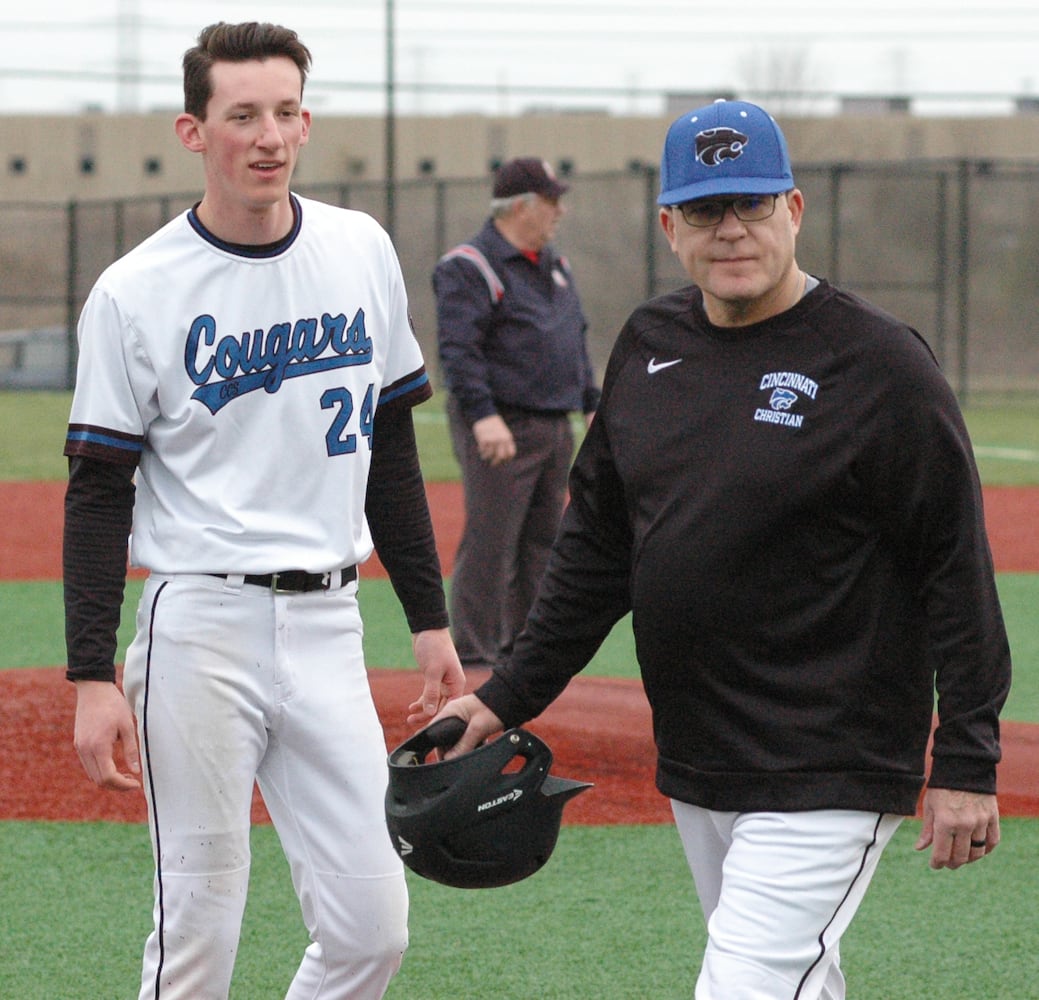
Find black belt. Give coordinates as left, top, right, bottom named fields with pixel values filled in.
left=209, top=566, right=357, bottom=593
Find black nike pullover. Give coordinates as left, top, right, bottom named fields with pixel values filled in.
left=475, top=279, right=1011, bottom=815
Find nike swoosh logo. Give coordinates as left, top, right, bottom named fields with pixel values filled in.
left=647, top=357, right=682, bottom=374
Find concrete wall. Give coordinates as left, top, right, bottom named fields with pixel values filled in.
left=3, top=110, right=1039, bottom=203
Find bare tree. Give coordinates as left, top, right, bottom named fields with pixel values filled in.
left=738, top=47, right=826, bottom=115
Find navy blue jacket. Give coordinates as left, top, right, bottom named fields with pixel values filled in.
left=433, top=219, right=600, bottom=425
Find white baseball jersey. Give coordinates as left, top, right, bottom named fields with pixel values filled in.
left=67, top=194, right=428, bottom=574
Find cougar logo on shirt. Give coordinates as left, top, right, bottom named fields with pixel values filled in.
left=695, top=127, right=749, bottom=167
left=185, top=309, right=374, bottom=414
left=754, top=371, right=819, bottom=429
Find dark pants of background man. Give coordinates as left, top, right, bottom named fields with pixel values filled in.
left=447, top=394, right=574, bottom=671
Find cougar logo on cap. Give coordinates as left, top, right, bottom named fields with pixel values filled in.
left=695, top=127, right=749, bottom=167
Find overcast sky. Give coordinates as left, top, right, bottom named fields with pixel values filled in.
left=2, top=0, right=1038, bottom=118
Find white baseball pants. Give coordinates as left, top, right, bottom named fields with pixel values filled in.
left=122, top=573, right=408, bottom=1000
left=671, top=802, right=902, bottom=1000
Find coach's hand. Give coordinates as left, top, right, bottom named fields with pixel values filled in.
left=431, top=694, right=504, bottom=759
left=407, top=628, right=466, bottom=726
left=73, top=680, right=141, bottom=791
left=915, top=787, right=1000, bottom=870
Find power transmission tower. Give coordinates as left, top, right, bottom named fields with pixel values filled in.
left=116, top=0, right=142, bottom=112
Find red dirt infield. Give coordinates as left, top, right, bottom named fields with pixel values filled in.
left=2, top=481, right=1037, bottom=823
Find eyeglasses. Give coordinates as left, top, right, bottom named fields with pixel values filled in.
left=673, top=194, right=780, bottom=228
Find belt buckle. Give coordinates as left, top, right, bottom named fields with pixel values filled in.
left=269, top=571, right=297, bottom=594
left=269, top=570, right=333, bottom=593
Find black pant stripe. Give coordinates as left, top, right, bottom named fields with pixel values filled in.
left=140, top=580, right=168, bottom=1000
left=793, top=812, right=885, bottom=999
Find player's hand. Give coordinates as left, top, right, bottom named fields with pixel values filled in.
left=915, top=787, right=1000, bottom=870
left=407, top=628, right=466, bottom=725
left=472, top=414, right=516, bottom=466
left=73, top=680, right=141, bottom=792
left=432, top=694, right=504, bottom=759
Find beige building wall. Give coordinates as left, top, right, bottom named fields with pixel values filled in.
left=3, top=111, right=1039, bottom=203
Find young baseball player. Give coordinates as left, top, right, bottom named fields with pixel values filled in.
left=62, top=21, right=464, bottom=999
left=434, top=101, right=1011, bottom=999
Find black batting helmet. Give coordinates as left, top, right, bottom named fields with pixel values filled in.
left=385, top=717, right=591, bottom=889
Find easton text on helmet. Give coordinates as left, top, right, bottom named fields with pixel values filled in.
left=477, top=788, right=523, bottom=812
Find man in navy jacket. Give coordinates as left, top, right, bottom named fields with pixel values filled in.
left=433, top=157, right=599, bottom=673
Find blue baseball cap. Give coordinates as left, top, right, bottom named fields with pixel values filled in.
left=657, top=100, right=794, bottom=205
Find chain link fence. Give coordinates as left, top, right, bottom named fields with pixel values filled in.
left=2, top=159, right=1037, bottom=399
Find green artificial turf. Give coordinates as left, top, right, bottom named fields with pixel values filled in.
left=2, top=573, right=1035, bottom=726
left=998, top=574, right=1039, bottom=721
left=4, top=391, right=1039, bottom=485
left=1, top=819, right=1036, bottom=999
left=963, top=398, right=1039, bottom=486
left=0, top=391, right=73, bottom=481
left=1, top=391, right=1036, bottom=999
left=0, top=579, right=143, bottom=671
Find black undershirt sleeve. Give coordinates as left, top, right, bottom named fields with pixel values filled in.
left=63, top=456, right=136, bottom=683
left=365, top=404, right=450, bottom=634
left=64, top=406, right=447, bottom=679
